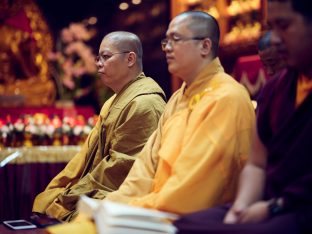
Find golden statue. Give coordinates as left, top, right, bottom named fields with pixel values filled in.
left=0, top=0, right=56, bottom=107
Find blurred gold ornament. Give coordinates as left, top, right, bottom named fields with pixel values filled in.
left=0, top=0, right=55, bottom=107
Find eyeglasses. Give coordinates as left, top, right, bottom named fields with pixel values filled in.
left=95, top=51, right=130, bottom=64
left=161, top=36, right=206, bottom=51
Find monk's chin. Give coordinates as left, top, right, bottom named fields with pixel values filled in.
left=167, top=64, right=178, bottom=74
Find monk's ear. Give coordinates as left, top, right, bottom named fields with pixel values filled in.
left=200, top=38, right=212, bottom=56
left=127, top=52, right=136, bottom=67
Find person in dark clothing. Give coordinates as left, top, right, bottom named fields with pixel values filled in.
left=174, top=0, right=312, bottom=233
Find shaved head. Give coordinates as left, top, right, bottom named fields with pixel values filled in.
left=103, top=31, right=143, bottom=69
left=176, top=11, right=220, bottom=58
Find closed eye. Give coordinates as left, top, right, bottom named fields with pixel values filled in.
left=172, top=35, right=182, bottom=42
left=102, top=55, right=112, bottom=60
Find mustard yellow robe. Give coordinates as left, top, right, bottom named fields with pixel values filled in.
left=106, top=58, right=255, bottom=214
left=32, top=73, right=166, bottom=221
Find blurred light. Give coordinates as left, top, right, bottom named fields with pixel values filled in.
left=151, top=5, right=161, bottom=16
left=119, top=2, right=129, bottom=10
left=187, top=0, right=201, bottom=4
left=132, top=0, right=141, bottom=5
left=88, top=17, right=97, bottom=25
left=252, top=100, right=257, bottom=109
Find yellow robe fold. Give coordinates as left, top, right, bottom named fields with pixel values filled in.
left=32, top=73, right=166, bottom=221
left=107, top=58, right=255, bottom=214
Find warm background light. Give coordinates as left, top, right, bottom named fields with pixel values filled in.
left=119, top=2, right=129, bottom=10
left=132, top=0, right=142, bottom=5
left=186, top=0, right=201, bottom=4
left=88, top=17, right=97, bottom=25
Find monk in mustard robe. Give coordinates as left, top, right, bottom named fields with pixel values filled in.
left=45, top=12, right=255, bottom=234
left=106, top=10, right=255, bottom=215
left=32, top=31, right=166, bottom=221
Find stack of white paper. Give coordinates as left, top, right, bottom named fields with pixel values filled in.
left=78, top=196, right=179, bottom=234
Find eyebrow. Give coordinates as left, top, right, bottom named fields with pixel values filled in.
left=99, top=50, right=112, bottom=56
left=166, top=32, right=182, bottom=37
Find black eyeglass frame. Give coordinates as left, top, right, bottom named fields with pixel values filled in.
left=161, top=36, right=207, bottom=51
left=95, top=51, right=131, bottom=63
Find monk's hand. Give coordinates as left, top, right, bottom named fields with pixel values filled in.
left=223, top=204, right=247, bottom=224
left=238, top=201, right=269, bottom=224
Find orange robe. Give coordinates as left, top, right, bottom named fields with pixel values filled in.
left=107, top=58, right=255, bottom=214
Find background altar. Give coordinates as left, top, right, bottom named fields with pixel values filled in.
left=0, top=106, right=95, bottom=122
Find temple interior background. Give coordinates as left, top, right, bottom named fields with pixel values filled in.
left=0, top=0, right=267, bottom=222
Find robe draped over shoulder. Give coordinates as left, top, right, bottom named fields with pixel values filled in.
left=32, top=73, right=166, bottom=221
left=107, top=58, right=255, bottom=214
